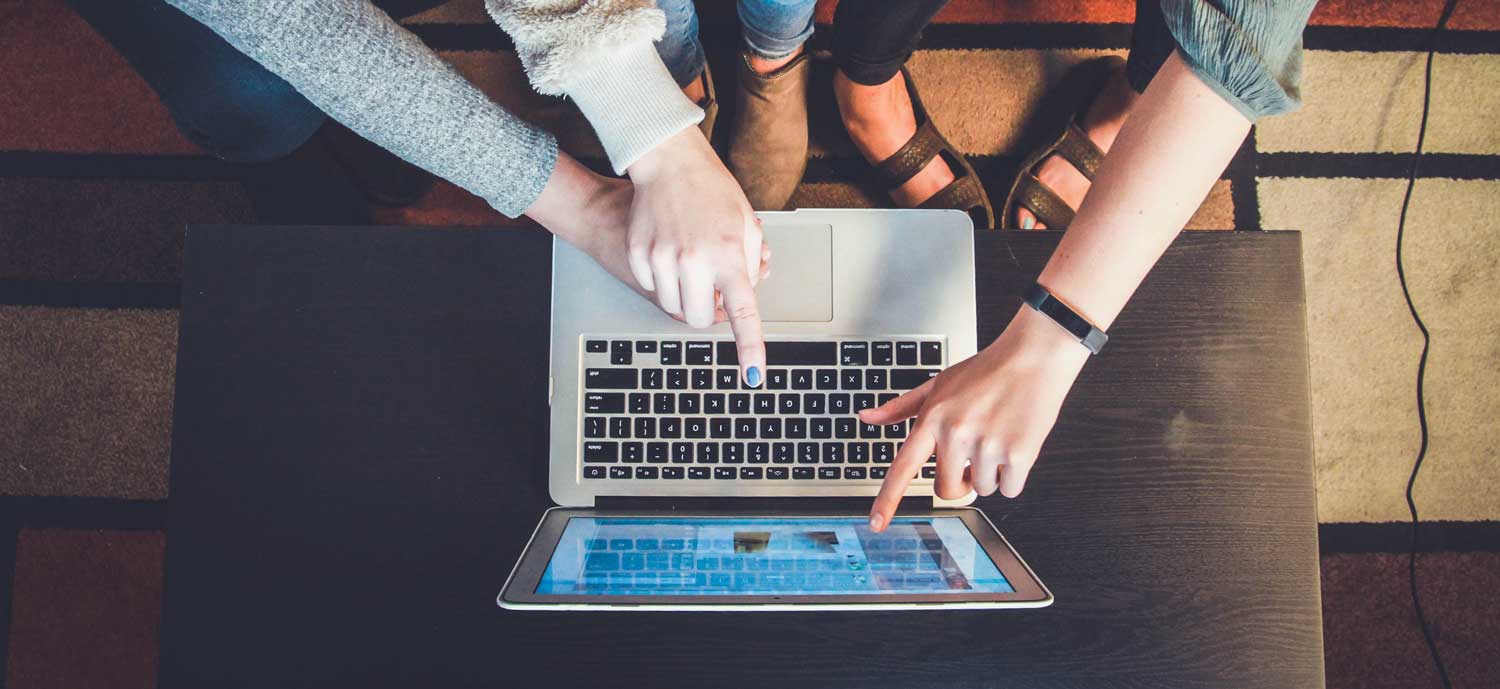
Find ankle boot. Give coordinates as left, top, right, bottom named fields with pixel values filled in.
left=726, top=51, right=810, bottom=211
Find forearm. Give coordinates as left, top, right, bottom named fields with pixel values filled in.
left=1037, top=52, right=1251, bottom=331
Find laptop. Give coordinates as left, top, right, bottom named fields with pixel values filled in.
left=499, top=209, right=1052, bottom=610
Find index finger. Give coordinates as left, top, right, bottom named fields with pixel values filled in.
left=869, top=424, right=936, bottom=532
left=717, top=273, right=766, bottom=388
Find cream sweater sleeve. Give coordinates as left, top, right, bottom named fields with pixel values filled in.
left=487, top=0, right=704, bottom=173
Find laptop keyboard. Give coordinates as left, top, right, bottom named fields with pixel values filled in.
left=579, top=337, right=942, bottom=482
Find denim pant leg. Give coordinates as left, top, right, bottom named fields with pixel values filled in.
left=738, top=0, right=817, bottom=60
left=654, top=0, right=707, bottom=87
left=66, top=0, right=328, bottom=163
left=1125, top=0, right=1177, bottom=94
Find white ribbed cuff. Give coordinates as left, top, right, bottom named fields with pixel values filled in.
left=563, top=40, right=704, bottom=174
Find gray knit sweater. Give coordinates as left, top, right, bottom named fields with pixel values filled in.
left=166, top=0, right=703, bottom=218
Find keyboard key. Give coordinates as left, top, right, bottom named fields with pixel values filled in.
left=717, top=369, right=738, bottom=389
left=773, top=442, right=794, bottom=464
left=714, top=467, right=736, bottom=479
left=584, top=417, right=606, bottom=438
left=585, top=368, right=637, bottom=389
left=835, top=418, right=857, bottom=439
left=804, top=394, right=826, bottom=415
left=810, top=418, right=832, bottom=439
left=716, top=341, right=739, bottom=366
left=822, top=443, right=845, bottom=463
left=922, top=466, right=937, bottom=479
left=636, top=341, right=657, bottom=353
left=754, top=394, right=775, bottom=414
left=866, top=369, right=888, bottom=390
left=921, top=342, right=943, bottom=365
left=647, top=442, right=668, bottom=463
left=629, top=393, right=650, bottom=414
left=609, top=466, right=631, bottom=479
left=680, top=393, right=701, bottom=414
left=767, top=466, right=790, bottom=479
left=672, top=442, right=692, bottom=463
left=874, top=443, right=895, bottom=463
left=641, top=369, right=663, bottom=390
left=635, top=466, right=659, bottom=479
left=748, top=443, right=770, bottom=463
left=840, top=369, right=862, bottom=390
left=653, top=393, right=675, bottom=414
left=818, top=467, right=841, bottom=480
left=853, top=393, right=877, bottom=412
left=660, top=418, right=681, bottom=438
left=740, top=467, right=763, bottom=479
left=759, top=418, right=782, bottom=439
left=872, top=342, right=894, bottom=365
left=844, top=467, right=868, bottom=480
left=710, top=418, right=732, bottom=439
left=609, top=417, right=631, bottom=438
left=662, top=466, right=685, bottom=479
left=793, top=467, right=815, bottom=480
left=623, top=442, right=644, bottom=463
left=828, top=394, right=851, bottom=415
left=692, top=368, right=713, bottom=390
left=704, top=393, right=726, bottom=414
left=610, top=340, right=632, bottom=365
left=860, top=422, right=882, bottom=439
left=586, top=340, right=608, bottom=353
left=584, top=465, right=606, bottom=479
left=766, top=369, right=789, bottom=389
left=896, top=342, right=919, bottom=365
left=659, top=342, right=682, bottom=365
left=723, top=443, right=744, bottom=464
left=785, top=418, right=807, bottom=439
left=791, top=369, right=813, bottom=390
left=797, top=443, right=819, bottom=464
left=584, top=441, right=617, bottom=463
left=871, top=466, right=888, bottom=479
left=778, top=393, right=800, bottom=415
left=891, top=369, right=940, bottom=390
left=689, top=467, right=711, bottom=479
left=686, top=342, right=714, bottom=365
left=886, top=422, right=908, bottom=439
left=729, top=393, right=751, bottom=414
left=765, top=341, right=837, bottom=365
left=879, top=393, right=898, bottom=406
left=684, top=418, right=706, bottom=439
left=815, top=369, right=838, bottom=390
left=667, top=369, right=687, bottom=390
left=697, top=444, right=719, bottom=463
left=849, top=443, right=870, bottom=463
left=584, top=393, right=624, bottom=414
left=840, top=342, right=869, bottom=366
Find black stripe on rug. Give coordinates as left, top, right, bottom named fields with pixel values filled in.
left=0, top=280, right=179, bottom=310
left=1227, top=127, right=1263, bottom=231
left=1259, top=152, right=1500, bottom=180
left=1320, top=521, right=1500, bottom=554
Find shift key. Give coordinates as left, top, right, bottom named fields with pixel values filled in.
left=585, top=368, right=638, bottom=389
left=890, top=369, right=940, bottom=389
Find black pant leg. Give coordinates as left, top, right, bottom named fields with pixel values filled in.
left=1126, top=0, right=1178, bottom=94
left=832, top=0, right=951, bottom=85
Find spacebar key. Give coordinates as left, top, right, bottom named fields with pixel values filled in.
left=584, top=368, right=639, bottom=389
left=765, top=341, right=837, bottom=365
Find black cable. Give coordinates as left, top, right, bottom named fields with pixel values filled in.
left=1396, top=1, right=1459, bottom=688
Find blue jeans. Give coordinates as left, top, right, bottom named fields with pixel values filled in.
left=656, top=0, right=818, bottom=87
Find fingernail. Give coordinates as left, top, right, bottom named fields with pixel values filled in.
left=1021, top=216, right=1035, bottom=230
left=745, top=366, right=762, bottom=388
left=869, top=514, right=883, bottom=530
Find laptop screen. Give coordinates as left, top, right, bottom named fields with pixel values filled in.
left=535, top=516, right=1014, bottom=596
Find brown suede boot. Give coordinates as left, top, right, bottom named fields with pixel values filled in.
left=726, top=51, right=810, bottom=211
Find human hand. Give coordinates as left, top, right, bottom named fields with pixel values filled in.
left=861, top=306, right=1091, bottom=531
left=626, top=127, right=768, bottom=385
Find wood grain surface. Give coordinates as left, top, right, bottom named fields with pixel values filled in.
left=162, top=226, right=1322, bottom=689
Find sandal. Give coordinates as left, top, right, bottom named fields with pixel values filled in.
left=855, top=66, right=995, bottom=229
left=1002, top=56, right=1124, bottom=229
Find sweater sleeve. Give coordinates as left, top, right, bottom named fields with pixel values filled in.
left=487, top=0, right=703, bottom=173
left=165, top=0, right=558, bottom=218
left=1158, top=0, right=1319, bottom=121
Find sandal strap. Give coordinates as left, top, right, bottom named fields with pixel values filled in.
left=918, top=174, right=995, bottom=228
left=1054, top=122, right=1105, bottom=181
left=1016, top=174, right=1076, bottom=228
left=870, top=119, right=946, bottom=192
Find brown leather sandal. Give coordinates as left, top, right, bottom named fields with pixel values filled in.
left=858, top=67, right=995, bottom=229
left=1002, top=56, right=1123, bottom=229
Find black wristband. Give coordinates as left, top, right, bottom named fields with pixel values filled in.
left=1022, top=282, right=1108, bottom=355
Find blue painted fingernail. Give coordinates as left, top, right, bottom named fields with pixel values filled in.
left=746, top=366, right=762, bottom=387
left=1021, top=216, right=1035, bottom=230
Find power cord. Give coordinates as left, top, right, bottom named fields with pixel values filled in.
left=1396, top=1, right=1459, bottom=687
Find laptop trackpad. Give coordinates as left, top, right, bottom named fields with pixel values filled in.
left=757, top=224, right=833, bottom=322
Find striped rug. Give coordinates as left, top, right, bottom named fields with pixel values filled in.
left=1, top=0, right=1497, bottom=686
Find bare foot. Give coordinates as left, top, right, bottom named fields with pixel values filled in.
left=682, top=71, right=707, bottom=105
left=834, top=69, right=955, bottom=208
left=1015, top=67, right=1139, bottom=229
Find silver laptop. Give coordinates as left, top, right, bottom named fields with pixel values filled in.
left=499, top=209, right=1052, bottom=610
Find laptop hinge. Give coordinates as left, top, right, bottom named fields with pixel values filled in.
left=594, top=496, right=934, bottom=513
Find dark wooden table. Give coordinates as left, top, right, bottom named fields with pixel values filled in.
left=162, top=226, right=1323, bottom=689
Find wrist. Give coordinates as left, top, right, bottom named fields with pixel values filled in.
left=626, top=127, right=708, bottom=185
left=996, top=304, right=1092, bottom=369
